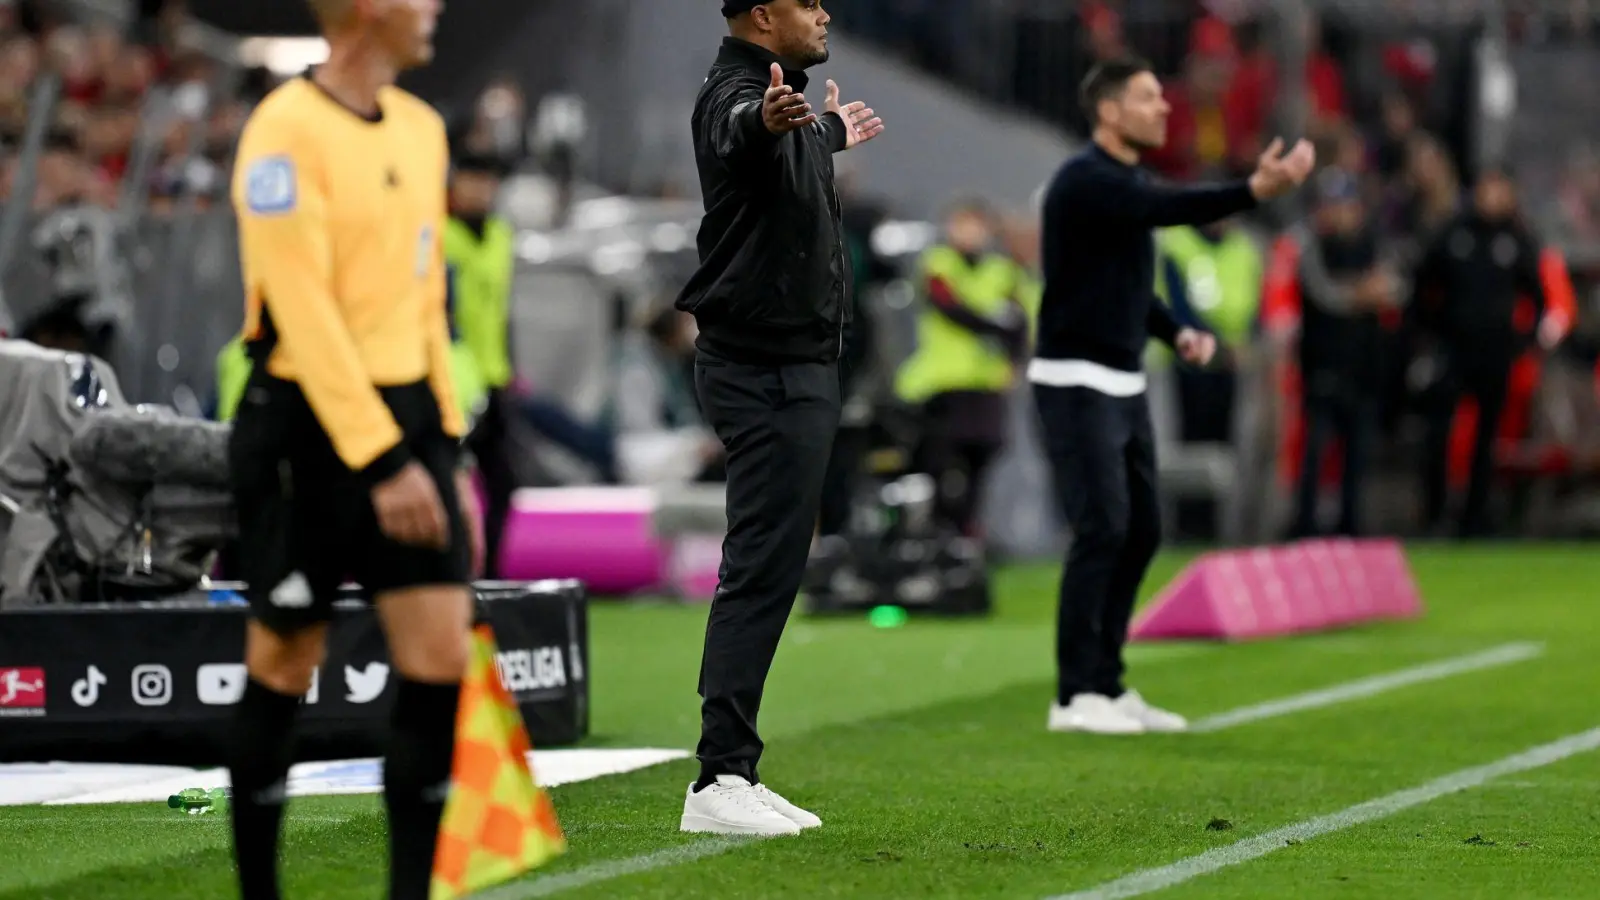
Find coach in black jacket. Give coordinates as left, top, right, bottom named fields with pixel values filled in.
left=675, top=1, right=883, bottom=838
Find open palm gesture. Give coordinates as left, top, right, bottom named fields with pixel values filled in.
left=825, top=79, right=884, bottom=150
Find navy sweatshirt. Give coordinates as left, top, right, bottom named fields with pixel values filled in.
left=1036, top=144, right=1258, bottom=372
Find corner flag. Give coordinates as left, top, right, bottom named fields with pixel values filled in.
left=430, top=623, right=566, bottom=899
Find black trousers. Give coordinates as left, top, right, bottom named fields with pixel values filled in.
left=1421, top=357, right=1511, bottom=537
left=912, top=390, right=1007, bottom=536
left=1174, top=369, right=1236, bottom=539
left=1290, top=391, right=1378, bottom=538
left=693, top=351, right=841, bottom=784
left=817, top=423, right=868, bottom=537
left=1034, top=384, right=1161, bottom=704
left=466, top=388, right=516, bottom=580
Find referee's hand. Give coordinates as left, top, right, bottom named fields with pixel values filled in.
left=371, top=461, right=450, bottom=551
left=763, top=63, right=816, bottom=135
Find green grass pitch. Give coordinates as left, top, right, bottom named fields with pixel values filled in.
left=5, top=545, right=1600, bottom=899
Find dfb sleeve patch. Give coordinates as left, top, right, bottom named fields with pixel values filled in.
left=245, top=156, right=297, bottom=215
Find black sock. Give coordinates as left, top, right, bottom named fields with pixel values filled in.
left=229, top=678, right=303, bottom=900
left=385, top=677, right=461, bottom=900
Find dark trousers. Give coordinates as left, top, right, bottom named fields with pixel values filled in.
left=1291, top=391, right=1378, bottom=538
left=1034, top=384, right=1161, bottom=704
left=1421, top=358, right=1511, bottom=536
left=1174, top=369, right=1236, bottom=539
left=693, top=352, right=841, bottom=784
left=913, top=391, right=1007, bottom=536
left=818, top=423, right=868, bottom=537
left=466, top=389, right=515, bottom=580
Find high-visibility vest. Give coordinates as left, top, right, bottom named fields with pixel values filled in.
left=214, top=335, right=485, bottom=428
left=894, top=244, right=1021, bottom=404
left=214, top=337, right=252, bottom=423
left=1149, top=225, right=1263, bottom=368
left=444, top=215, right=516, bottom=390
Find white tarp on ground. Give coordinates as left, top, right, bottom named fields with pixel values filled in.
left=0, top=747, right=690, bottom=806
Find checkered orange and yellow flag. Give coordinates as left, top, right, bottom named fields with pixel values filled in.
left=430, top=623, right=566, bottom=900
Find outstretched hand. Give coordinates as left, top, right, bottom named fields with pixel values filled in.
left=762, top=62, right=816, bottom=135
left=825, top=79, right=884, bottom=150
left=1248, top=137, right=1316, bottom=202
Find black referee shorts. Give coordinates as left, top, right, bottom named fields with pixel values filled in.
left=228, top=371, right=470, bottom=636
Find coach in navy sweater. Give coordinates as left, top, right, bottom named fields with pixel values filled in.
left=1034, top=57, right=1313, bottom=736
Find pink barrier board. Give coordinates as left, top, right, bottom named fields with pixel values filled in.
left=1129, top=538, right=1423, bottom=641
left=497, top=487, right=668, bottom=595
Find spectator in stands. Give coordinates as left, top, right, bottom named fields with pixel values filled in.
left=894, top=199, right=1031, bottom=537
left=1387, top=133, right=1461, bottom=269
left=610, top=306, right=724, bottom=485
left=1285, top=167, right=1399, bottom=539
left=1410, top=165, right=1562, bottom=538
left=1146, top=21, right=1236, bottom=180
left=1372, top=90, right=1419, bottom=181
left=455, top=77, right=528, bottom=174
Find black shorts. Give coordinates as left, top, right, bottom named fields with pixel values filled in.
left=229, top=371, right=470, bottom=635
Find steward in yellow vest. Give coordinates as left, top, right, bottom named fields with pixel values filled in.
left=1151, top=218, right=1263, bottom=540
left=893, top=201, right=1031, bottom=537
left=445, top=152, right=518, bottom=578
left=213, top=334, right=483, bottom=428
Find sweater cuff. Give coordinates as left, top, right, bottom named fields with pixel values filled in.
left=359, top=441, right=412, bottom=486
left=1232, top=179, right=1263, bottom=210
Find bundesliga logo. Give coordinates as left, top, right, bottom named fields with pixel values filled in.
left=0, top=667, right=46, bottom=717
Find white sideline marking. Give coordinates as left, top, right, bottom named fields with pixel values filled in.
left=483, top=838, right=747, bottom=899
left=1190, top=641, right=1546, bottom=733
left=505, top=641, right=1550, bottom=896
left=1, top=749, right=690, bottom=807
left=1045, top=725, right=1600, bottom=900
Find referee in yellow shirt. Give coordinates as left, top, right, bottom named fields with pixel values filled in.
left=224, top=3, right=476, bottom=899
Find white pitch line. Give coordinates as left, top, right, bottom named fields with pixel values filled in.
left=480, top=838, right=747, bottom=899
left=1189, top=641, right=1545, bottom=733
left=1046, top=724, right=1600, bottom=900
left=497, top=641, right=1547, bottom=897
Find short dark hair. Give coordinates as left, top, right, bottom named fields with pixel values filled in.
left=1079, top=56, right=1153, bottom=125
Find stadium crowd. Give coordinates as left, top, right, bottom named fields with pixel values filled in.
left=3, top=0, right=1599, bottom=547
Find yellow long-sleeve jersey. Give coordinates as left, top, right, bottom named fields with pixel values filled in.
left=232, top=77, right=465, bottom=476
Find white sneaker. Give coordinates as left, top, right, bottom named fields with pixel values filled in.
left=753, top=783, right=822, bottom=829
left=1048, top=693, right=1146, bottom=735
left=680, top=775, right=801, bottom=836
left=1113, top=689, right=1189, bottom=733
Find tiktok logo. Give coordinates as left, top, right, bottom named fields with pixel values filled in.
left=71, top=665, right=107, bottom=707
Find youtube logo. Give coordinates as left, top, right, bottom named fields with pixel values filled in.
left=0, top=667, right=46, bottom=717
left=197, top=663, right=248, bottom=706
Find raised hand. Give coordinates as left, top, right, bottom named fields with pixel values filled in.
left=825, top=79, right=884, bottom=150
left=1248, top=137, right=1317, bottom=201
left=762, top=62, right=816, bottom=135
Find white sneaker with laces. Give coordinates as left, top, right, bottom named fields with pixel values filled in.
left=680, top=774, right=801, bottom=836
left=1048, top=692, right=1146, bottom=735
left=1113, top=689, right=1189, bottom=732
left=753, top=783, right=822, bottom=829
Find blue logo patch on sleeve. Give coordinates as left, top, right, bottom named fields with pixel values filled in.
left=245, top=156, right=297, bottom=214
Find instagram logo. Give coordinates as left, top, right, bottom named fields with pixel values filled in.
left=131, top=664, right=173, bottom=707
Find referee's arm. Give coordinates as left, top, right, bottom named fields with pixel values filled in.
left=235, top=131, right=410, bottom=481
